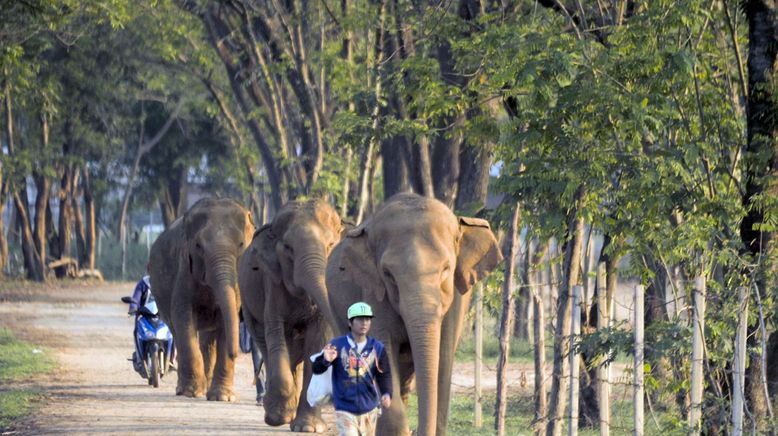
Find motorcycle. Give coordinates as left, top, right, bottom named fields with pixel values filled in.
left=121, top=293, right=174, bottom=387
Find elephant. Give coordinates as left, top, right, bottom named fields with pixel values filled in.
left=238, top=198, right=345, bottom=432
left=325, top=192, right=502, bottom=436
left=148, top=197, right=254, bottom=401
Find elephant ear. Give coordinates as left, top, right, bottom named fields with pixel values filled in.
left=455, top=217, right=503, bottom=295
left=242, top=211, right=256, bottom=249
left=184, top=207, right=208, bottom=240
left=254, top=224, right=283, bottom=280
left=340, top=226, right=386, bottom=302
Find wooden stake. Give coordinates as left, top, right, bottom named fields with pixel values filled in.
left=597, top=262, right=610, bottom=436
left=634, top=285, right=644, bottom=436
left=689, top=277, right=705, bottom=431
left=568, top=285, right=582, bottom=435
left=732, top=286, right=747, bottom=436
left=474, top=282, right=483, bottom=428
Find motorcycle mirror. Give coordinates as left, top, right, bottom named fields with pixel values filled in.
left=121, top=296, right=133, bottom=304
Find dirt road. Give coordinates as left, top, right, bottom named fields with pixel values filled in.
left=0, top=282, right=527, bottom=435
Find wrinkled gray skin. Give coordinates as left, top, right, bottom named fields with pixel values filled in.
left=149, top=197, right=254, bottom=401
left=238, top=199, right=344, bottom=432
left=326, top=193, right=502, bottom=436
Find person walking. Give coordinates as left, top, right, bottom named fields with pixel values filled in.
left=312, top=302, right=392, bottom=436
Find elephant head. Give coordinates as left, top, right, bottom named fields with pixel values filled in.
left=331, top=193, right=501, bottom=436
left=255, top=199, right=344, bottom=331
left=184, top=197, right=254, bottom=359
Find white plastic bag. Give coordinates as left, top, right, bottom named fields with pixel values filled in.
left=306, top=351, right=332, bottom=407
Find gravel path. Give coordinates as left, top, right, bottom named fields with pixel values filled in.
left=0, top=281, right=530, bottom=435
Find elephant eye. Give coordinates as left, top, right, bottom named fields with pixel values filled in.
left=383, top=268, right=395, bottom=284
left=283, top=243, right=294, bottom=255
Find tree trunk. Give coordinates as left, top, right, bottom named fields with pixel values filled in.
left=71, top=169, right=87, bottom=269
left=5, top=78, right=43, bottom=280
left=455, top=144, right=493, bottom=213
left=741, top=0, right=778, bottom=425
left=13, top=189, right=44, bottom=281
left=57, top=164, right=75, bottom=278
left=514, top=239, right=530, bottom=341
left=495, top=202, right=521, bottom=436
left=0, top=191, right=8, bottom=276
left=159, top=166, right=188, bottom=229
left=32, top=113, right=50, bottom=270
left=116, top=99, right=183, bottom=243
left=32, top=173, right=50, bottom=269
left=532, top=239, right=549, bottom=434
left=82, top=167, right=96, bottom=270
left=200, top=7, right=288, bottom=210
left=546, top=186, right=586, bottom=436
left=381, top=134, right=413, bottom=199
left=340, top=147, right=353, bottom=218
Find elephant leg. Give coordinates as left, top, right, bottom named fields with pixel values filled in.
left=207, top=323, right=237, bottom=402
left=263, top=317, right=298, bottom=426
left=289, top=322, right=327, bottom=433
left=376, top=338, right=412, bottom=436
left=199, top=329, right=217, bottom=387
left=171, top=291, right=207, bottom=398
left=435, top=292, right=471, bottom=436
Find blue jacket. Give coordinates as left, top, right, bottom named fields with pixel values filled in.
left=129, top=277, right=150, bottom=313
left=312, top=334, right=392, bottom=415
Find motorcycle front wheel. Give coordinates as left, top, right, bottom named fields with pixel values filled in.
left=150, top=352, right=160, bottom=388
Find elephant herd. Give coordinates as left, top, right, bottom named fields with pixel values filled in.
left=148, top=193, right=502, bottom=436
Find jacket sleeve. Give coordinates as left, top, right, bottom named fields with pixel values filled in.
left=129, top=280, right=145, bottom=312
left=375, top=347, right=392, bottom=398
left=312, top=353, right=332, bottom=375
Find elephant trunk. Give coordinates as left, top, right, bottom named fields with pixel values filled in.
left=406, top=313, right=442, bottom=436
left=298, top=252, right=338, bottom=336
left=210, top=253, right=240, bottom=359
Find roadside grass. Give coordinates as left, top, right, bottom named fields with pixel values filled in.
left=456, top=333, right=541, bottom=364
left=405, top=389, right=684, bottom=435
left=0, top=328, right=56, bottom=431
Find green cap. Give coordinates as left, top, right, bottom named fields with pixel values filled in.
left=347, top=302, right=374, bottom=320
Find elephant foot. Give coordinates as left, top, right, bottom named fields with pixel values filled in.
left=207, top=385, right=237, bottom=402
left=290, top=415, right=327, bottom=433
left=176, top=383, right=206, bottom=398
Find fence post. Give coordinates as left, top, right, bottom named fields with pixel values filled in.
left=474, top=282, right=483, bottom=428
left=597, top=262, right=610, bottom=436
left=634, top=285, right=644, bottom=436
left=568, top=285, right=581, bottom=436
left=689, top=276, right=706, bottom=431
left=731, top=286, right=747, bottom=436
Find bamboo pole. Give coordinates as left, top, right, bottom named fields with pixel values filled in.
left=597, top=262, right=610, bottom=436
left=689, top=276, right=705, bottom=431
left=474, top=282, right=483, bottom=428
left=731, top=286, right=747, bottom=436
left=634, top=285, right=644, bottom=436
left=568, top=285, right=582, bottom=435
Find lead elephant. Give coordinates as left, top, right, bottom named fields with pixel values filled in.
left=238, top=199, right=344, bottom=432
left=326, top=193, right=502, bottom=436
left=149, top=197, right=254, bottom=401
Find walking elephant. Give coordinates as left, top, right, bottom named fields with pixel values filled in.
left=325, top=193, right=502, bottom=436
left=238, top=199, right=344, bottom=432
left=149, top=197, right=254, bottom=401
